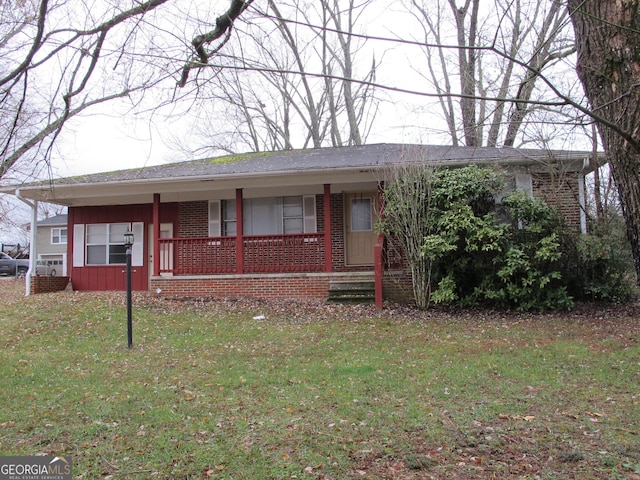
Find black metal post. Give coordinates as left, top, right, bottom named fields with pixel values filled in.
left=126, top=246, right=133, bottom=348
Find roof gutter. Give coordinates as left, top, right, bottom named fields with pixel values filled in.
left=15, top=188, right=37, bottom=296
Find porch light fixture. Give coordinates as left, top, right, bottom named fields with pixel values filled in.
left=124, top=229, right=134, bottom=348
left=124, top=230, right=134, bottom=249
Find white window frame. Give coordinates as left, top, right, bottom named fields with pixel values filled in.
left=208, top=200, right=221, bottom=236
left=51, top=227, right=67, bottom=245
left=282, top=196, right=304, bottom=234
left=214, top=195, right=317, bottom=236
left=85, top=223, right=130, bottom=265
left=223, top=199, right=238, bottom=236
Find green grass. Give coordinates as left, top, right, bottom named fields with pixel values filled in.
left=0, top=280, right=639, bottom=479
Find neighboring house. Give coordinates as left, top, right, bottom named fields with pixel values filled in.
left=1, top=144, right=599, bottom=304
left=33, top=214, right=68, bottom=276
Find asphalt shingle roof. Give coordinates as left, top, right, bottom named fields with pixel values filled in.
left=56, top=143, right=591, bottom=186
left=36, top=214, right=67, bottom=226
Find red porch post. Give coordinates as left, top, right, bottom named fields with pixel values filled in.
left=323, top=184, right=332, bottom=272
left=153, top=193, right=160, bottom=277
left=236, top=188, right=244, bottom=274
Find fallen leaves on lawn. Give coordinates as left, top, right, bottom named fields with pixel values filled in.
left=562, top=411, right=606, bottom=421
left=498, top=413, right=536, bottom=422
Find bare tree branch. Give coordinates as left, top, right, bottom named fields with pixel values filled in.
left=179, top=0, right=252, bottom=88
left=1, top=88, right=142, bottom=179
left=0, top=0, right=48, bottom=88
left=0, top=0, right=170, bottom=182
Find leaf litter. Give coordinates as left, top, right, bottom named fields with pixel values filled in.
left=1, top=279, right=640, bottom=478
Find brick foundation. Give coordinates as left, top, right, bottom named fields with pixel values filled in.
left=150, top=272, right=374, bottom=301
left=30, top=276, right=70, bottom=294
left=383, top=270, right=415, bottom=303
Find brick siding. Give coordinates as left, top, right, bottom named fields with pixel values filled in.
left=330, top=193, right=345, bottom=270
left=532, top=171, right=582, bottom=232
left=178, top=201, right=209, bottom=237
left=383, top=270, right=414, bottom=303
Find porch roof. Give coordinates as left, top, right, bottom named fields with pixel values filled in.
left=1, top=143, right=594, bottom=207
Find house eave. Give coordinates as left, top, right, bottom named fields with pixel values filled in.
left=2, top=146, right=595, bottom=207
left=10, top=167, right=382, bottom=206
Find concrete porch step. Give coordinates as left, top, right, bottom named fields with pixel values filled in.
left=326, top=280, right=375, bottom=304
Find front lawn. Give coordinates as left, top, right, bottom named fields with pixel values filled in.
left=0, top=279, right=639, bottom=479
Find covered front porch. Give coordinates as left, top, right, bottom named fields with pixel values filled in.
left=149, top=186, right=387, bottom=306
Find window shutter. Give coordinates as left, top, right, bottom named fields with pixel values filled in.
left=209, top=201, right=221, bottom=236
left=303, top=195, right=317, bottom=233
left=132, top=222, right=144, bottom=266
left=73, top=224, right=85, bottom=267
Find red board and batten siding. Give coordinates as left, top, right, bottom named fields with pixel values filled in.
left=67, top=204, right=178, bottom=291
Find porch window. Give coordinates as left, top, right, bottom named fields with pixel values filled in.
left=209, top=195, right=316, bottom=236
left=85, top=223, right=130, bottom=265
left=223, top=200, right=237, bottom=236
left=283, top=196, right=303, bottom=233
left=51, top=227, right=67, bottom=244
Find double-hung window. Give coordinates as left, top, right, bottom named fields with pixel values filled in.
left=86, top=223, right=130, bottom=265
left=51, top=227, right=68, bottom=245
left=283, top=196, right=304, bottom=233
left=209, top=195, right=316, bottom=236
left=223, top=200, right=237, bottom=236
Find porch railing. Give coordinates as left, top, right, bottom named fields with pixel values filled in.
left=158, top=233, right=325, bottom=275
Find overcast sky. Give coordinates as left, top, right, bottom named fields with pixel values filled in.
left=46, top=0, right=589, bottom=178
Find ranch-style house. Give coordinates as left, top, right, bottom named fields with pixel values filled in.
left=2, top=143, right=598, bottom=306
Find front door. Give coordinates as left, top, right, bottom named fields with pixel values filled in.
left=345, top=192, right=378, bottom=265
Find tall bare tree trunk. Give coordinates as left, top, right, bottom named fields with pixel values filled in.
left=449, top=0, right=480, bottom=146
left=411, top=0, right=573, bottom=148
left=486, top=0, right=522, bottom=147
left=412, top=0, right=460, bottom=145
left=268, top=0, right=322, bottom=148
left=568, top=0, right=640, bottom=283
left=502, top=0, right=567, bottom=146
